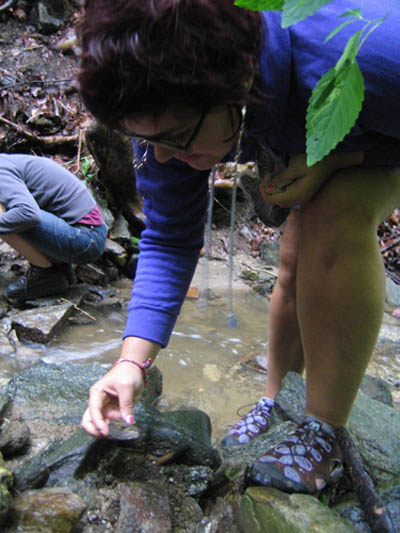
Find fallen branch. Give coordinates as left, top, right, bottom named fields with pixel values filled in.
left=336, top=426, right=395, bottom=533
left=0, top=115, right=78, bottom=148
left=60, top=298, right=96, bottom=322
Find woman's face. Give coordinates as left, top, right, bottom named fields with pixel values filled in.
left=121, top=106, right=241, bottom=170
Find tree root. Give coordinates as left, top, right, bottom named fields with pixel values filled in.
left=336, top=426, right=395, bottom=533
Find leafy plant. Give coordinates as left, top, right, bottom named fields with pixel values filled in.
left=80, top=156, right=96, bottom=184
left=235, top=0, right=392, bottom=165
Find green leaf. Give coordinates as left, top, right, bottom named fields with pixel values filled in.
left=281, top=0, right=334, bottom=28
left=335, top=29, right=363, bottom=69
left=339, top=9, right=363, bottom=20
left=234, top=0, right=284, bottom=11
left=306, top=57, right=364, bottom=166
left=324, top=19, right=355, bottom=43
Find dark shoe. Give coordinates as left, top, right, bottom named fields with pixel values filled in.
left=248, top=415, right=343, bottom=494
left=59, top=263, right=77, bottom=285
left=7, top=265, right=69, bottom=302
left=221, top=397, right=274, bottom=447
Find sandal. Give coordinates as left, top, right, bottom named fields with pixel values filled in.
left=248, top=415, right=343, bottom=494
left=221, top=397, right=274, bottom=447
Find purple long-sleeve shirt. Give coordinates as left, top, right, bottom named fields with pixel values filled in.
left=124, top=1, right=400, bottom=347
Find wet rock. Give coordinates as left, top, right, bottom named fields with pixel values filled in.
left=11, top=301, right=74, bottom=344
left=8, top=487, right=86, bottom=532
left=386, top=277, right=400, bottom=306
left=8, top=329, right=45, bottom=367
left=116, top=482, right=172, bottom=533
left=348, top=391, right=400, bottom=483
left=196, top=497, right=235, bottom=533
left=237, top=487, right=356, bottom=532
left=0, top=392, right=10, bottom=419
left=0, top=419, right=30, bottom=458
left=134, top=403, right=221, bottom=468
left=378, top=323, right=400, bottom=344
left=207, top=462, right=248, bottom=506
left=112, top=213, right=131, bottom=242
left=334, top=474, right=400, bottom=532
left=360, top=374, right=394, bottom=407
left=6, top=362, right=108, bottom=420
left=269, top=371, right=305, bottom=426
left=0, top=453, right=13, bottom=527
left=183, top=465, right=214, bottom=497
left=13, top=429, right=109, bottom=491
left=75, top=263, right=108, bottom=286
left=0, top=302, right=9, bottom=319
left=0, top=329, right=14, bottom=357
left=104, top=238, right=126, bottom=256
left=12, top=452, right=50, bottom=492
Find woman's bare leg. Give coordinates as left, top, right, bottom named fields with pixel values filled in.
left=1, top=233, right=52, bottom=268
left=297, top=166, right=400, bottom=427
left=265, top=210, right=304, bottom=399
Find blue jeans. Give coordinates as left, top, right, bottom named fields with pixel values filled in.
left=21, top=210, right=108, bottom=264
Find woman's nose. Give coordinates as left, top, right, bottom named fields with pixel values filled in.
left=153, top=144, right=177, bottom=163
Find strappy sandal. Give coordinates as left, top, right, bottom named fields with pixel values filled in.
left=248, top=415, right=343, bottom=494
left=221, top=397, right=274, bottom=447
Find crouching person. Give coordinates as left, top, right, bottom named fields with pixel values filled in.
left=0, top=153, right=108, bottom=301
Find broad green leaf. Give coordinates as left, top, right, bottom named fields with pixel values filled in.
left=234, top=0, right=284, bottom=10
left=281, top=0, right=334, bottom=28
left=306, top=59, right=364, bottom=166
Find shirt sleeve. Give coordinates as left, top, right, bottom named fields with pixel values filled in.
left=123, top=144, right=210, bottom=347
left=0, top=158, right=42, bottom=234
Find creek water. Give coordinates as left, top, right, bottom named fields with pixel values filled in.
left=37, top=284, right=400, bottom=446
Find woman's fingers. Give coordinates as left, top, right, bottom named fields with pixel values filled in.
left=81, top=365, right=145, bottom=438
left=81, top=407, right=108, bottom=438
left=87, top=385, right=113, bottom=437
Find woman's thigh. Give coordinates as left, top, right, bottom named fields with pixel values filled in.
left=302, top=166, right=400, bottom=234
left=20, top=210, right=107, bottom=264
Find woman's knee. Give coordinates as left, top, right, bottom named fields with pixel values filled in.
left=306, top=166, right=400, bottom=228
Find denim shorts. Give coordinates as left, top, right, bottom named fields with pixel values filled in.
left=20, top=210, right=108, bottom=264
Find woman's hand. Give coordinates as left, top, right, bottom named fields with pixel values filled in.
left=81, top=363, right=145, bottom=437
left=81, top=337, right=160, bottom=438
left=260, top=152, right=364, bottom=208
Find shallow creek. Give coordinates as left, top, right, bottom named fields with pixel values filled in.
left=36, top=286, right=400, bottom=445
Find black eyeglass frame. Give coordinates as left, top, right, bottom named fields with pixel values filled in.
left=130, top=111, right=207, bottom=153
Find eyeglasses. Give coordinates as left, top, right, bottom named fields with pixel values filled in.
left=131, top=111, right=207, bottom=153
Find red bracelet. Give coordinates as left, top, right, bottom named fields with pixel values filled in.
left=113, top=357, right=153, bottom=386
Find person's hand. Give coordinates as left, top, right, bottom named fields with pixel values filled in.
left=260, top=152, right=364, bottom=208
left=81, top=363, right=144, bottom=438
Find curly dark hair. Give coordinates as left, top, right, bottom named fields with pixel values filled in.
left=77, top=0, right=263, bottom=129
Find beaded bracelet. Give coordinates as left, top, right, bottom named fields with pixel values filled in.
left=113, top=357, right=153, bottom=386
